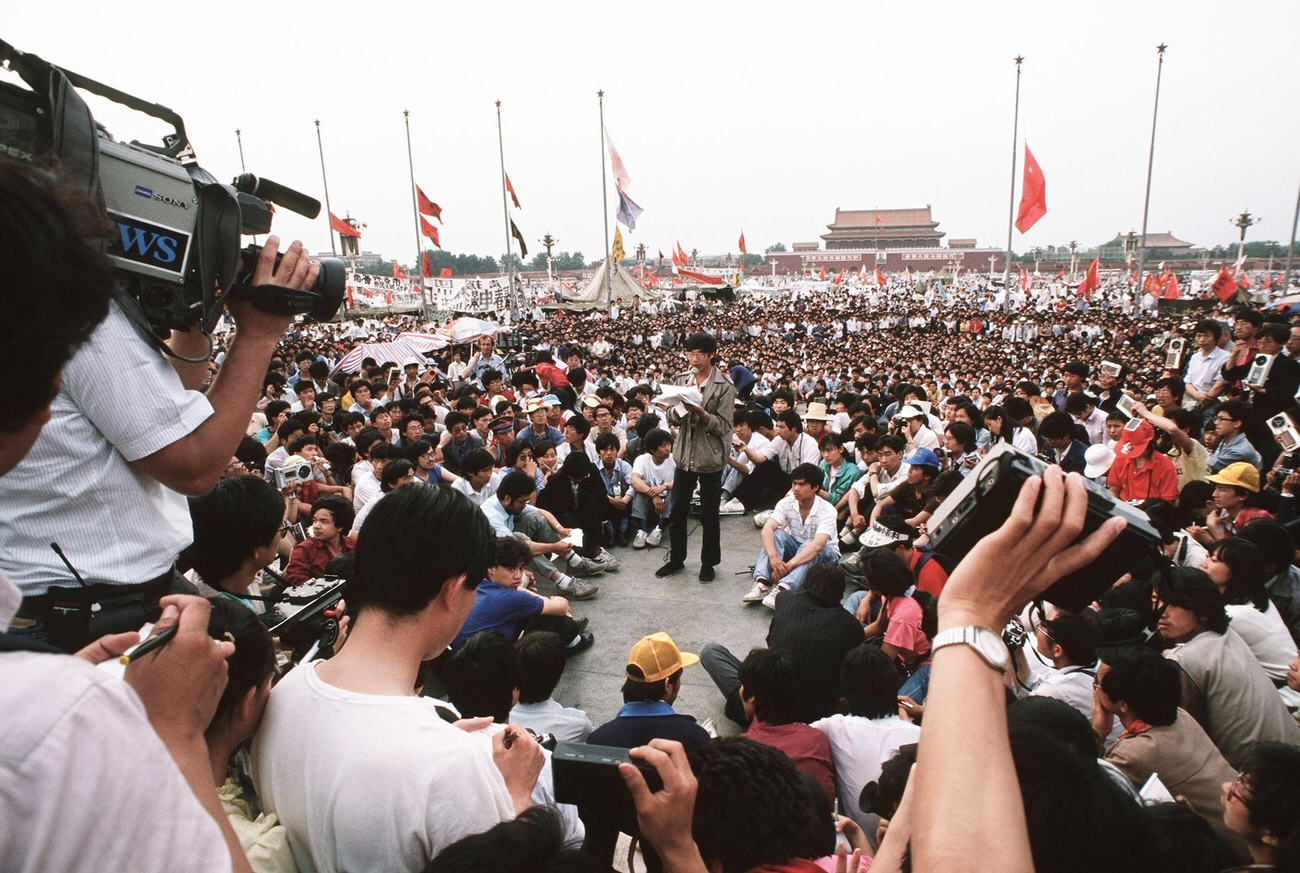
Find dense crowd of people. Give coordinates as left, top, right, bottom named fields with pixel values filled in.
left=4, top=152, right=1300, bottom=873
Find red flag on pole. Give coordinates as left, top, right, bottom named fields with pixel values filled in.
left=875, top=267, right=886, bottom=287
left=1014, top=144, right=1047, bottom=234
left=818, top=267, right=826, bottom=281
left=738, top=232, right=747, bottom=256
left=505, top=173, right=521, bottom=209
left=676, top=242, right=688, bottom=265
left=1211, top=267, right=1236, bottom=301
left=392, top=261, right=408, bottom=280
left=330, top=212, right=360, bottom=238
left=421, top=252, right=432, bottom=279
left=419, top=216, right=441, bottom=248
left=416, top=186, right=443, bottom=223
left=1054, top=266, right=1064, bottom=281
left=439, top=267, right=452, bottom=279
left=1163, top=272, right=1180, bottom=299
left=1077, top=257, right=1100, bottom=298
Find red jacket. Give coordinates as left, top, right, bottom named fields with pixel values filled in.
left=284, top=536, right=355, bottom=585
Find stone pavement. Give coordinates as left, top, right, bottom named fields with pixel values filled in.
left=550, top=513, right=781, bottom=737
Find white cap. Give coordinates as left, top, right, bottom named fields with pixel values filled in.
left=1084, top=444, right=1116, bottom=479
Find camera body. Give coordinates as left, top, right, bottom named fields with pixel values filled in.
left=1267, top=412, right=1300, bottom=455
left=0, top=39, right=345, bottom=338
left=262, top=577, right=345, bottom=661
left=551, top=742, right=662, bottom=834
left=1100, top=360, right=1123, bottom=380
left=272, top=459, right=314, bottom=490
left=927, top=443, right=1162, bottom=611
left=1245, top=354, right=1275, bottom=390
left=1163, top=337, right=1186, bottom=371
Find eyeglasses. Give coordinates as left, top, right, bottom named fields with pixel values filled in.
left=1226, top=772, right=1253, bottom=808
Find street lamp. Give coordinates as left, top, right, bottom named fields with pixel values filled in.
left=1233, top=211, right=1256, bottom=263
left=1068, top=240, right=1078, bottom=280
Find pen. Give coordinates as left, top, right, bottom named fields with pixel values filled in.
left=502, top=729, right=519, bottom=749
left=118, top=625, right=178, bottom=665
left=898, top=699, right=914, bottom=709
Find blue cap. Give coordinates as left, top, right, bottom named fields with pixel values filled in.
left=904, top=447, right=940, bottom=470
left=543, top=394, right=562, bottom=407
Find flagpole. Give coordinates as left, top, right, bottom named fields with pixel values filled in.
left=495, top=101, right=516, bottom=317
left=403, top=110, right=426, bottom=314
left=314, top=120, right=337, bottom=257
left=1135, top=44, right=1168, bottom=296
left=598, top=90, right=612, bottom=308
left=235, top=129, right=246, bottom=171
left=1003, top=55, right=1023, bottom=286
left=1283, top=177, right=1299, bottom=293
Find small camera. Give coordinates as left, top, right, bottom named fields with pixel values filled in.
left=1267, top=413, right=1300, bottom=454
left=273, top=461, right=313, bottom=490
left=1003, top=617, right=1029, bottom=649
left=1100, top=361, right=1123, bottom=380
left=1246, top=354, right=1275, bottom=390
left=1163, top=338, right=1186, bottom=371
left=552, top=742, right=662, bottom=841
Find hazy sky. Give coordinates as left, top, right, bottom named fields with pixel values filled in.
left=5, top=1, right=1297, bottom=267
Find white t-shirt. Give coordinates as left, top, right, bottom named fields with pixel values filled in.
left=811, top=714, right=920, bottom=832
left=770, top=493, right=839, bottom=552
left=633, top=453, right=676, bottom=489
left=0, top=650, right=231, bottom=873
left=734, top=431, right=772, bottom=474
left=252, top=660, right=516, bottom=873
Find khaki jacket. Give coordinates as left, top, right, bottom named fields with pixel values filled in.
left=669, top=365, right=735, bottom=473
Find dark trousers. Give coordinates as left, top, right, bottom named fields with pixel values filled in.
left=669, top=468, right=723, bottom=568
left=733, top=462, right=790, bottom=512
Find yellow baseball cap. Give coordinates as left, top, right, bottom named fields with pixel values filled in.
left=626, top=632, right=699, bottom=683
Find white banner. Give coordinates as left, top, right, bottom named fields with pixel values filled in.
left=345, top=271, right=424, bottom=310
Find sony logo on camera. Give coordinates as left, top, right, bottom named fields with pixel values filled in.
left=105, top=210, right=191, bottom=279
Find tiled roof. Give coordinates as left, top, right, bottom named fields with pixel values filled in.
left=828, top=207, right=938, bottom=230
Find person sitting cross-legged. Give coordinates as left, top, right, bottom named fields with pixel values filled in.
left=742, top=462, right=840, bottom=611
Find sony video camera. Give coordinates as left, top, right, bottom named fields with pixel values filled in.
left=0, top=39, right=344, bottom=341
left=927, top=443, right=1162, bottom=611
left=261, top=577, right=346, bottom=663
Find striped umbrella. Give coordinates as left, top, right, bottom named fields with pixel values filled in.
left=330, top=339, right=429, bottom=376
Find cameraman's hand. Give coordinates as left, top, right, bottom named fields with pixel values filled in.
left=125, top=595, right=234, bottom=746
left=492, top=723, right=544, bottom=814
left=1284, top=471, right=1300, bottom=496
left=228, top=236, right=319, bottom=339
left=620, top=740, right=706, bottom=872
left=939, top=467, right=1127, bottom=632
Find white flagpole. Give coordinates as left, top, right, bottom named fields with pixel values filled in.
left=1003, top=56, right=1023, bottom=286
left=495, top=101, right=516, bottom=316
left=1135, top=44, right=1168, bottom=294
left=599, top=90, right=612, bottom=308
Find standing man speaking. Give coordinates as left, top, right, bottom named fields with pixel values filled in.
left=659, top=332, right=735, bottom=581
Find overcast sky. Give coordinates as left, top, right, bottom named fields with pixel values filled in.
left=5, top=1, right=1297, bottom=266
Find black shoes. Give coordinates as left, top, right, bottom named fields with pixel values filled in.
left=566, top=630, right=595, bottom=657
left=698, top=565, right=716, bottom=582
left=655, top=561, right=685, bottom=578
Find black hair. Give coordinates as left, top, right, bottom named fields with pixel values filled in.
left=802, top=563, right=847, bottom=602
left=461, top=448, right=496, bottom=476
left=0, top=159, right=112, bottom=434
left=1098, top=644, right=1181, bottom=727
left=877, top=433, right=906, bottom=454
left=593, top=432, right=620, bottom=452
left=775, top=409, right=803, bottom=433
left=423, top=806, right=601, bottom=873
left=404, top=438, right=436, bottom=465
left=310, top=493, right=355, bottom=535
left=514, top=632, right=568, bottom=704
left=1064, top=392, right=1094, bottom=415
left=643, top=428, right=673, bottom=453
left=1041, top=607, right=1101, bottom=666
left=205, top=597, right=276, bottom=731
left=564, top=415, right=591, bottom=439
left=1193, top=318, right=1223, bottom=343
left=1235, top=518, right=1297, bottom=577
left=872, top=744, right=919, bottom=820
left=1153, top=567, right=1229, bottom=635
left=351, top=485, right=494, bottom=616
left=621, top=670, right=678, bottom=703
left=1038, top=411, right=1077, bottom=441
left=262, top=400, right=291, bottom=421
left=497, top=470, right=538, bottom=502
left=817, top=431, right=844, bottom=452
left=287, top=434, right=319, bottom=455
left=862, top=548, right=914, bottom=598
left=1208, top=537, right=1271, bottom=612
left=684, top=331, right=718, bottom=354
left=1143, top=802, right=1241, bottom=873
left=688, top=738, right=830, bottom=873
left=1004, top=396, right=1034, bottom=422
left=840, top=644, right=902, bottom=719
left=444, top=410, right=469, bottom=431
left=370, top=440, right=402, bottom=462
left=1007, top=696, right=1099, bottom=759
left=183, top=476, right=285, bottom=584
left=492, top=535, right=532, bottom=569
left=1258, top=322, right=1290, bottom=345
left=738, top=648, right=811, bottom=726
left=1238, top=742, right=1300, bottom=861
left=945, top=421, right=976, bottom=451
left=441, top=630, right=518, bottom=723
left=788, top=462, right=824, bottom=490
left=380, top=459, right=414, bottom=492
left=277, top=418, right=305, bottom=441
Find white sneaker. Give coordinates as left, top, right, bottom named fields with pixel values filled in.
left=632, top=529, right=648, bottom=549
left=645, top=527, right=663, bottom=547
left=719, top=498, right=746, bottom=515
left=761, top=586, right=782, bottom=610
left=742, top=581, right=771, bottom=603
left=595, top=548, right=621, bottom=572
left=753, top=509, right=774, bottom=529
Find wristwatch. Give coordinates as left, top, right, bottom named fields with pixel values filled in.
left=931, top=625, right=1009, bottom=673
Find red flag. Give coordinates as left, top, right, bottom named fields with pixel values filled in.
left=875, top=212, right=883, bottom=226
left=392, top=261, right=408, bottom=280
left=671, top=248, right=681, bottom=270
left=1014, top=144, right=1047, bottom=234
left=330, top=212, right=360, bottom=238
left=419, top=216, right=441, bottom=249
left=875, top=267, right=886, bottom=287
left=1211, top=267, right=1236, bottom=301
left=1163, top=272, right=1181, bottom=300
left=1077, top=257, right=1100, bottom=298
left=833, top=269, right=847, bottom=285
left=738, top=232, right=747, bottom=255
left=439, top=267, right=452, bottom=279
left=416, top=186, right=443, bottom=223
left=818, top=267, right=827, bottom=281
left=676, top=241, right=688, bottom=265
left=505, top=173, right=521, bottom=209
left=421, top=252, right=432, bottom=279
left=1054, top=266, right=1064, bottom=281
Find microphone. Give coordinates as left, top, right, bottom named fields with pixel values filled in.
left=673, top=366, right=699, bottom=380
